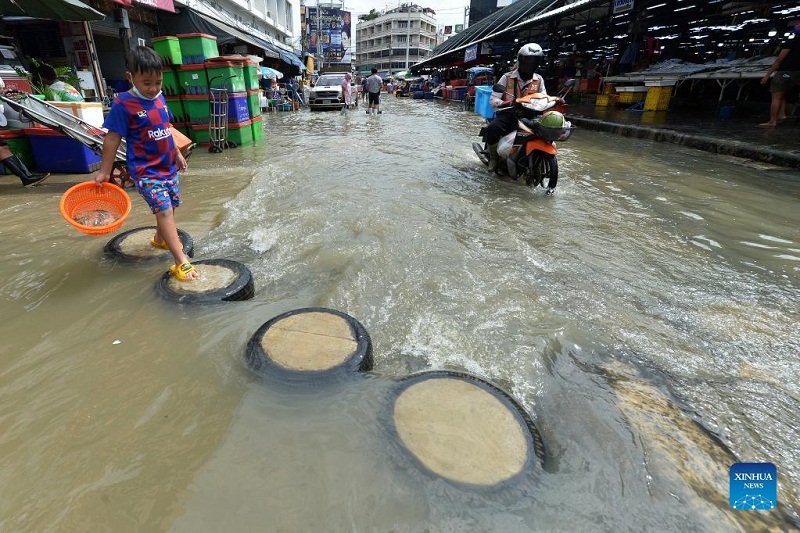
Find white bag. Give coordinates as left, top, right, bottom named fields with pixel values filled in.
left=497, top=131, right=515, bottom=159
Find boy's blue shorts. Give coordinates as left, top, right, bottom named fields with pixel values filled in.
left=134, top=176, right=181, bottom=214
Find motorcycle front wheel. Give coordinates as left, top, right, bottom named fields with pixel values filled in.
left=525, top=152, right=558, bottom=189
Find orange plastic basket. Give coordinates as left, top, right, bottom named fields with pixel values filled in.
left=59, top=182, right=132, bottom=236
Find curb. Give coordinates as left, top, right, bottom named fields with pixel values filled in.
left=567, top=114, right=800, bottom=170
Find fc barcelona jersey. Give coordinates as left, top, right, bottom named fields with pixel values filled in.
left=103, top=92, right=176, bottom=180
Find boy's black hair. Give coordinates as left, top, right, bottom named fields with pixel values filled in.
left=128, top=46, right=163, bottom=75
left=371, top=68, right=377, bottom=74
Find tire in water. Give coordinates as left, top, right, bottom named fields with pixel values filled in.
left=155, top=258, right=254, bottom=303
left=104, top=226, right=194, bottom=263
left=526, top=153, right=558, bottom=189
left=245, top=307, right=373, bottom=380
left=388, top=370, right=545, bottom=488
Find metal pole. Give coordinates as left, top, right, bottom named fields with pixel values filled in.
left=82, top=21, right=105, bottom=101
left=404, top=5, right=410, bottom=69
left=316, top=0, right=323, bottom=70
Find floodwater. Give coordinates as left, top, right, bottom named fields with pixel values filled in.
left=1, top=95, right=799, bottom=532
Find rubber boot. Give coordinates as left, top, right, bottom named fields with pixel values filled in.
left=2, top=155, right=49, bottom=187
left=487, top=143, right=499, bottom=173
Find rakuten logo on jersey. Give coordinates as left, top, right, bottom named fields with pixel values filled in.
left=147, top=128, right=172, bottom=140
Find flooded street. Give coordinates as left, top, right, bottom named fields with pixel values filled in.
left=1, top=95, right=799, bottom=532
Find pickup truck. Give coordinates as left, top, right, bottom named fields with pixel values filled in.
left=308, top=73, right=357, bottom=111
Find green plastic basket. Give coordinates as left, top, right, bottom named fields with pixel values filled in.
left=162, top=68, right=180, bottom=97
left=190, top=124, right=210, bottom=145
left=165, top=95, right=186, bottom=123
left=244, top=61, right=259, bottom=91
left=247, top=90, right=260, bottom=118
left=227, top=119, right=253, bottom=145
left=177, top=64, right=209, bottom=95
left=152, top=36, right=182, bottom=66
left=177, top=33, right=218, bottom=64
left=250, top=115, right=263, bottom=142
left=205, top=62, right=246, bottom=93
left=181, top=95, right=210, bottom=125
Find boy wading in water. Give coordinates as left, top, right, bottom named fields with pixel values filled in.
left=95, top=46, right=199, bottom=281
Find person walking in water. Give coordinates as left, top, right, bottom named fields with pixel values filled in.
left=94, top=46, right=198, bottom=281
left=759, top=21, right=800, bottom=127
left=366, top=68, right=382, bottom=115
left=341, top=72, right=353, bottom=113
left=361, top=75, right=368, bottom=103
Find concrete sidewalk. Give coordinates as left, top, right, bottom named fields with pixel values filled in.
left=564, top=98, right=800, bottom=170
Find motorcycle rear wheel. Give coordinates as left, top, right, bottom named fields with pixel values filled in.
left=525, top=153, right=558, bottom=189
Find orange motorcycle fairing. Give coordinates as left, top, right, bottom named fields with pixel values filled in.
left=524, top=138, right=557, bottom=156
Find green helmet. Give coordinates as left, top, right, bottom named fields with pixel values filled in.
left=539, top=111, right=565, bottom=128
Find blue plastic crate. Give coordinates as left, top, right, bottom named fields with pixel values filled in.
left=227, top=92, right=250, bottom=123
left=475, top=85, right=494, bottom=119
left=451, top=86, right=468, bottom=101
left=24, top=128, right=102, bottom=173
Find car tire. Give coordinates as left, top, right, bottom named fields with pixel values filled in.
left=245, top=307, right=373, bottom=381
left=104, top=226, right=194, bottom=264
left=386, top=370, right=545, bottom=488
left=155, top=258, right=254, bottom=303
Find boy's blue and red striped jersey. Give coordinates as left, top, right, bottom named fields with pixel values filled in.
left=103, top=92, right=176, bottom=180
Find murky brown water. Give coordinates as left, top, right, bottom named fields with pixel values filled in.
left=1, top=96, right=798, bottom=532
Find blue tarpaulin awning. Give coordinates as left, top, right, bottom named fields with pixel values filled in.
left=261, top=66, right=283, bottom=79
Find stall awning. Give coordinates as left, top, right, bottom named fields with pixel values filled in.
left=133, top=0, right=174, bottom=13
left=0, top=0, right=105, bottom=21
left=187, top=9, right=304, bottom=70
left=193, top=10, right=272, bottom=54
left=414, top=0, right=606, bottom=71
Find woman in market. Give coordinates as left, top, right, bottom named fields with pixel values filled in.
left=0, top=76, right=48, bottom=187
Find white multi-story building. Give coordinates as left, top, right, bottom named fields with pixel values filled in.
left=355, top=4, right=436, bottom=75
left=179, top=0, right=296, bottom=51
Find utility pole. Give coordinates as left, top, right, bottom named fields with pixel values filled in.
left=316, top=0, right=323, bottom=70
left=404, top=4, right=411, bottom=70
left=464, top=6, right=469, bottom=29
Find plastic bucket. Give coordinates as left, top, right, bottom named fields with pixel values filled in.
left=475, top=86, right=494, bottom=119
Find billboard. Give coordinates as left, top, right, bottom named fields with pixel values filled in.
left=302, top=7, right=352, bottom=63
left=464, top=44, right=478, bottom=62
left=613, top=0, right=633, bottom=13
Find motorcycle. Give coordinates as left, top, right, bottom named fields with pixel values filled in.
left=472, top=82, right=575, bottom=191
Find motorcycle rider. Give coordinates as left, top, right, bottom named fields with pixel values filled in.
left=483, top=43, right=547, bottom=174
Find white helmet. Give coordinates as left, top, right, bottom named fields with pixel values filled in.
left=517, top=43, right=544, bottom=78
left=517, top=43, right=544, bottom=58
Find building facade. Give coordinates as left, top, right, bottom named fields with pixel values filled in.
left=355, top=4, right=436, bottom=76
left=177, top=0, right=295, bottom=50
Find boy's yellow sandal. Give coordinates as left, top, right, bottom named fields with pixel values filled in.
left=151, top=237, right=170, bottom=250
left=170, top=262, right=198, bottom=281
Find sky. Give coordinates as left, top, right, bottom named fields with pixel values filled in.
left=342, top=0, right=470, bottom=29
